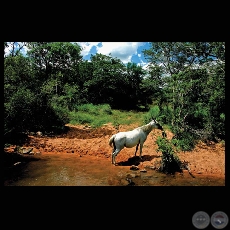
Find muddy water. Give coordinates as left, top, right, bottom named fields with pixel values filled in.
left=4, top=152, right=225, bottom=186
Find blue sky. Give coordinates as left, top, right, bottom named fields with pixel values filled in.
left=76, top=42, right=151, bottom=68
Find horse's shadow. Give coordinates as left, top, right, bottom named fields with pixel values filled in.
left=117, top=155, right=160, bottom=166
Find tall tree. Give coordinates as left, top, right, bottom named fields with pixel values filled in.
left=85, top=53, right=127, bottom=108
left=142, top=42, right=225, bottom=141
left=125, top=62, right=146, bottom=108
left=4, top=42, right=84, bottom=141
left=4, top=53, right=37, bottom=136
left=27, top=42, right=82, bottom=85
left=27, top=42, right=83, bottom=110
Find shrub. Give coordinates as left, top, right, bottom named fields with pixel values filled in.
left=171, top=128, right=198, bottom=151
left=76, top=103, right=98, bottom=115
left=100, top=104, right=112, bottom=115
left=156, top=136, right=183, bottom=174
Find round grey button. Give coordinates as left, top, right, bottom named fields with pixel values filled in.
left=192, top=211, right=210, bottom=229
left=211, top=211, right=228, bottom=229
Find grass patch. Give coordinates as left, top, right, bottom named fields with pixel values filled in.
left=69, top=104, right=146, bottom=128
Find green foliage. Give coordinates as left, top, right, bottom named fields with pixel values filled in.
left=143, top=42, right=225, bottom=143
left=4, top=87, right=36, bottom=133
left=171, top=131, right=198, bottom=151
left=81, top=54, right=149, bottom=110
left=4, top=42, right=225, bottom=146
left=143, top=105, right=173, bottom=127
left=69, top=111, right=94, bottom=125
left=112, top=109, right=144, bottom=126
left=69, top=104, right=144, bottom=128
left=158, top=106, right=173, bottom=124
left=143, top=105, right=160, bottom=123
left=75, top=103, right=112, bottom=115
left=84, top=53, right=128, bottom=108
left=49, top=96, right=70, bottom=124
left=156, top=136, right=183, bottom=174
left=100, top=104, right=113, bottom=115
left=4, top=44, right=81, bottom=144
left=70, top=104, right=113, bottom=128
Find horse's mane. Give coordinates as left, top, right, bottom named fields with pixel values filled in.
left=137, top=123, right=154, bottom=135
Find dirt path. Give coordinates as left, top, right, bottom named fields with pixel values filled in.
left=3, top=123, right=225, bottom=186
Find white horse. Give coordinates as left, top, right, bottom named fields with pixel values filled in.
left=109, top=119, right=163, bottom=165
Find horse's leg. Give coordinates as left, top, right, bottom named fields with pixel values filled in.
left=111, top=139, right=117, bottom=165
left=139, top=142, right=143, bottom=159
left=134, top=144, right=139, bottom=156
left=134, top=140, right=140, bottom=156
left=111, top=148, right=115, bottom=164
left=112, top=149, right=121, bottom=165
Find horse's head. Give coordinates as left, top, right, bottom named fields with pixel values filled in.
left=155, top=122, right=164, bottom=131
left=150, top=118, right=167, bottom=137
left=150, top=119, right=163, bottom=130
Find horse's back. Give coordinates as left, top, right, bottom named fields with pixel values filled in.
left=115, top=129, right=146, bottom=148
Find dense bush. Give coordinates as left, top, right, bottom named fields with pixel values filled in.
left=156, top=136, right=183, bottom=174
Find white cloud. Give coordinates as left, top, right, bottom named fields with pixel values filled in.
left=77, top=42, right=145, bottom=64
left=138, top=62, right=149, bottom=70
left=4, top=46, right=11, bottom=56
left=98, top=42, right=143, bottom=64
left=77, top=42, right=101, bottom=57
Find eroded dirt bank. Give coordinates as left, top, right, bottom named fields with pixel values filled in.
left=3, top=123, right=225, bottom=186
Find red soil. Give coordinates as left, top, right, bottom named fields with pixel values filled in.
left=4, top=123, right=225, bottom=186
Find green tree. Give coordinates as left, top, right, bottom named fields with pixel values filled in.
left=143, top=42, right=225, bottom=144
left=125, top=62, right=147, bottom=109
left=78, top=60, right=94, bottom=104
left=4, top=54, right=37, bottom=138
left=84, top=53, right=127, bottom=108
left=27, top=42, right=82, bottom=86
left=27, top=42, right=83, bottom=111
left=4, top=42, right=84, bottom=144
left=140, top=65, right=165, bottom=108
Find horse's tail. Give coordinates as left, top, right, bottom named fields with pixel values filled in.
left=109, top=134, right=115, bottom=147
